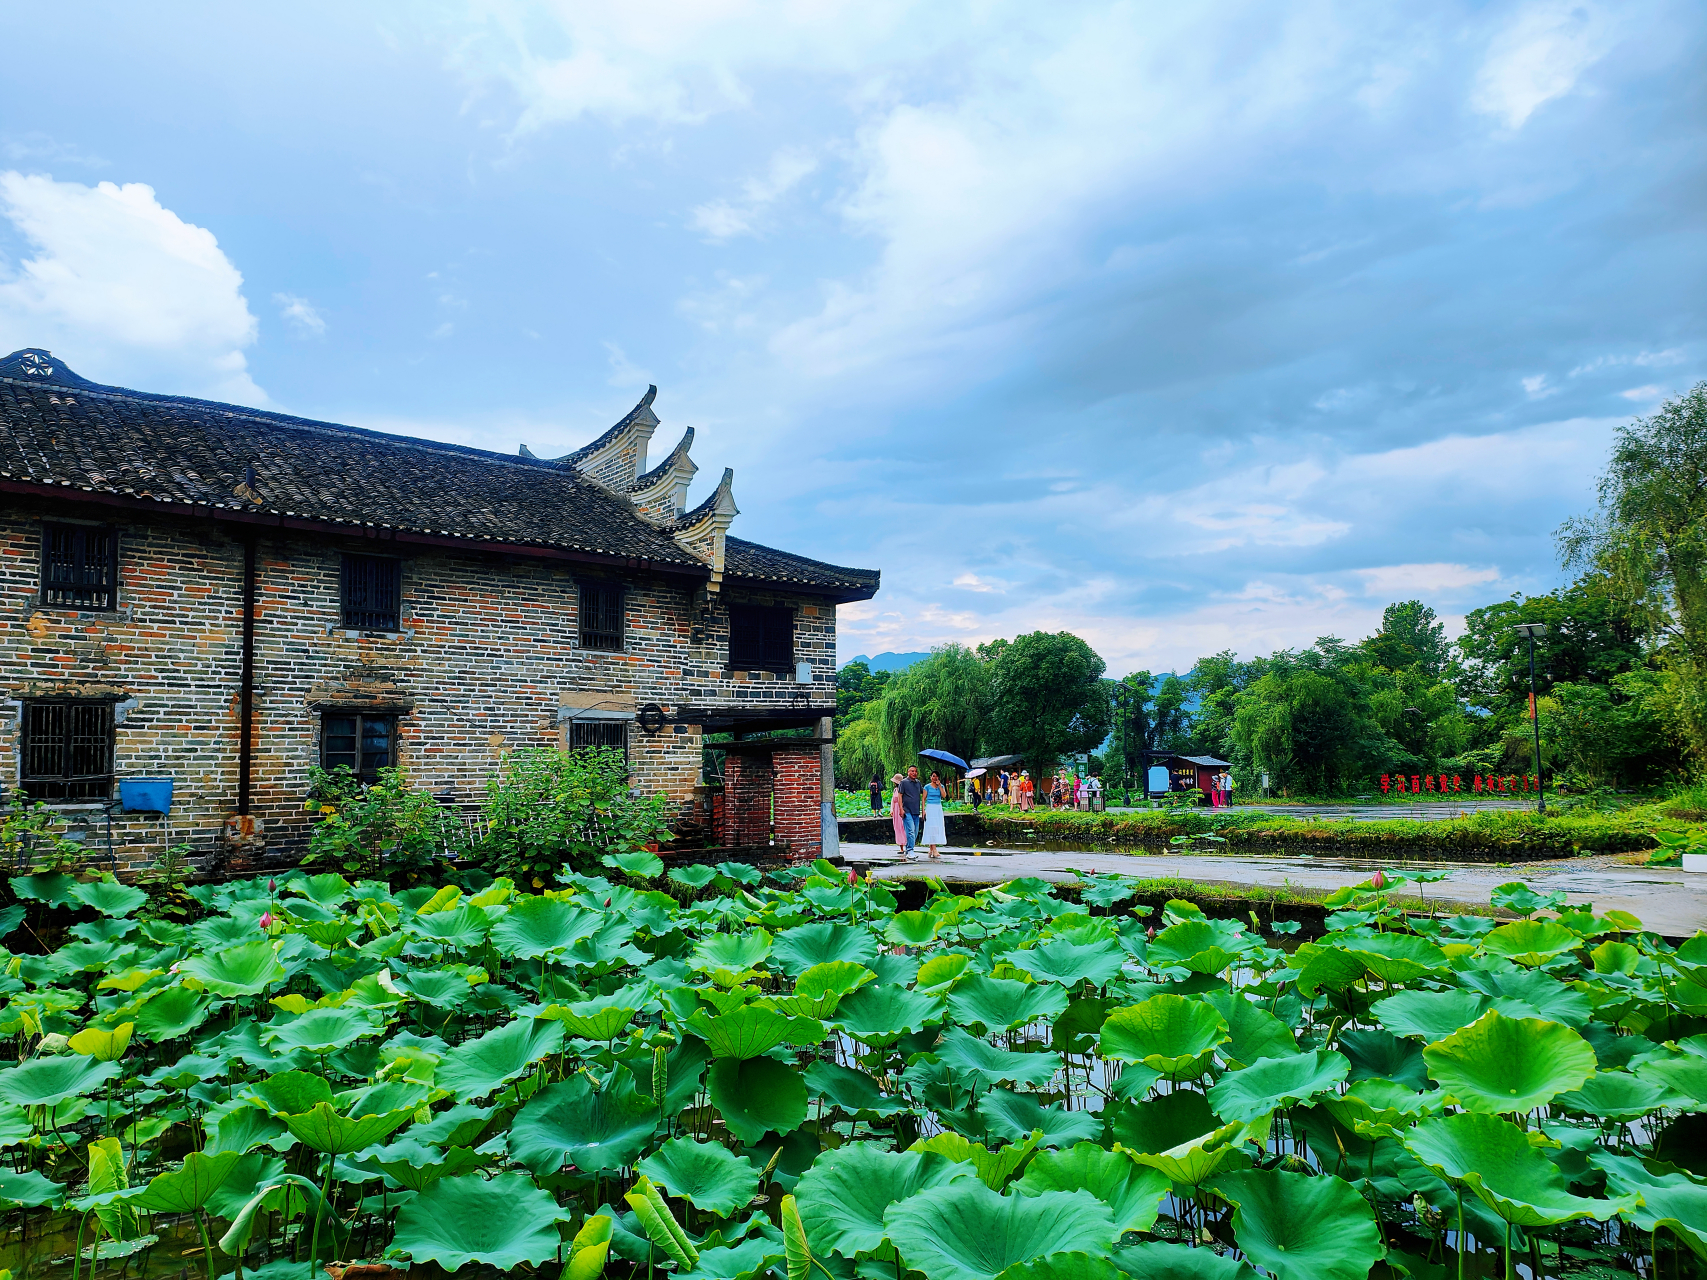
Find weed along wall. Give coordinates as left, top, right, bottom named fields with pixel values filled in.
left=3, top=861, right=1703, bottom=1280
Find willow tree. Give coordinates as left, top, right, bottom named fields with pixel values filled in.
left=874, top=644, right=991, bottom=773
left=1560, top=382, right=1707, bottom=762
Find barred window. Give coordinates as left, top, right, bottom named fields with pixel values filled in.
left=579, top=581, right=624, bottom=651
left=321, top=713, right=395, bottom=780
left=41, top=523, right=118, bottom=611
left=22, top=701, right=115, bottom=801
left=340, top=555, right=401, bottom=631
left=568, top=719, right=627, bottom=759
left=727, top=604, right=794, bottom=671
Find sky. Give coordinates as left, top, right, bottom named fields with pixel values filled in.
left=1, top=1, right=1703, bottom=675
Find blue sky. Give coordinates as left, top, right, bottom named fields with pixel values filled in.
left=2, top=1, right=1702, bottom=674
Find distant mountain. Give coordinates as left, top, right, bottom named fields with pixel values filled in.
left=843, top=651, right=930, bottom=673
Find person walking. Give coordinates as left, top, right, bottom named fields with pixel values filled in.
left=970, top=779, right=983, bottom=811
left=898, top=765, right=924, bottom=859
left=889, top=774, right=907, bottom=854
left=869, top=773, right=883, bottom=814
left=1089, top=773, right=1103, bottom=811
left=922, top=771, right=949, bottom=860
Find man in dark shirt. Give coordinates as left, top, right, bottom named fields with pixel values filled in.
left=898, top=765, right=923, bottom=860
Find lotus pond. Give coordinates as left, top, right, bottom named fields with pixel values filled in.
left=2, top=861, right=1705, bottom=1280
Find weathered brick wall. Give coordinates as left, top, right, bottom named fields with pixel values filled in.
left=1, top=498, right=839, bottom=875
left=720, top=755, right=773, bottom=847
left=771, top=748, right=823, bottom=862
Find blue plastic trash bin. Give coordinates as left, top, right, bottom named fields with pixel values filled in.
left=120, top=777, right=174, bottom=814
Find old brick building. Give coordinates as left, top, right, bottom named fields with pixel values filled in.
left=0, top=348, right=878, bottom=874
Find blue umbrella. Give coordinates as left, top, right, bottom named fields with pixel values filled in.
left=919, top=748, right=969, bottom=771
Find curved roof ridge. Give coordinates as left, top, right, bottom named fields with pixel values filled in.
left=630, top=425, right=695, bottom=491
left=564, top=384, right=658, bottom=464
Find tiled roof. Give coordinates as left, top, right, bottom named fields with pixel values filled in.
left=724, top=536, right=879, bottom=594
left=0, top=349, right=880, bottom=598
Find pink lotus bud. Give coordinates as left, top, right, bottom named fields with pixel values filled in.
left=258, top=912, right=275, bottom=929
left=604, top=897, right=612, bottom=908
left=848, top=868, right=857, bottom=885
left=1370, top=870, right=1386, bottom=891
left=268, top=879, right=276, bottom=892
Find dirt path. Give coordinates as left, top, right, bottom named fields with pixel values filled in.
left=838, top=841, right=1707, bottom=937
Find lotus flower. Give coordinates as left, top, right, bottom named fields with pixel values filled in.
left=604, top=897, right=612, bottom=908
left=268, top=878, right=276, bottom=892
left=848, top=868, right=857, bottom=885
left=258, top=912, right=276, bottom=930
left=1370, top=870, right=1387, bottom=891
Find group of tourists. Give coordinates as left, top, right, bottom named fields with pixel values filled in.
left=866, top=762, right=1111, bottom=859
left=1207, top=769, right=1235, bottom=807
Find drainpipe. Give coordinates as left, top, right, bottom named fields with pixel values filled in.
left=237, top=536, right=256, bottom=814
left=818, top=714, right=838, bottom=859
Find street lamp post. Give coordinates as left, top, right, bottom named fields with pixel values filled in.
left=1511, top=623, right=1548, bottom=814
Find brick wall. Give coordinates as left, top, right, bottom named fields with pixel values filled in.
left=1, top=498, right=839, bottom=876
left=770, top=748, right=823, bottom=862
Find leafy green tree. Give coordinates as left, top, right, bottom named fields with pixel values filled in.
left=303, top=767, right=455, bottom=881
left=1365, top=600, right=1450, bottom=677
left=984, top=631, right=1111, bottom=777
left=1540, top=670, right=1681, bottom=788
left=1454, top=577, right=1645, bottom=717
left=1106, top=671, right=1192, bottom=786
left=835, top=660, right=892, bottom=724
left=832, top=703, right=890, bottom=792
left=1560, top=382, right=1707, bottom=762
left=1229, top=644, right=1389, bottom=795
left=874, top=644, right=991, bottom=771
left=1187, top=650, right=1266, bottom=760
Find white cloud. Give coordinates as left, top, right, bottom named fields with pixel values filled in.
left=1569, top=347, right=1687, bottom=376
left=274, top=292, right=326, bottom=338
left=1521, top=373, right=1554, bottom=398
left=1471, top=1, right=1614, bottom=129
left=1356, top=563, right=1502, bottom=596
left=691, top=147, right=817, bottom=240
left=1620, top=384, right=1662, bottom=400
left=0, top=172, right=265, bottom=403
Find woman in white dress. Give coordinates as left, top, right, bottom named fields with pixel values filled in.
left=921, top=771, right=949, bottom=860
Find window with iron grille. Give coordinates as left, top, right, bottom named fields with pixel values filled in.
left=320, top=713, right=396, bottom=780
left=568, top=718, right=628, bottom=759
left=22, top=701, right=115, bottom=801
left=578, top=580, right=624, bottom=651
left=340, top=555, right=401, bottom=631
left=727, top=604, right=794, bottom=671
left=40, top=523, right=118, bottom=611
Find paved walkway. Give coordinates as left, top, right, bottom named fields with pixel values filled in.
left=1100, top=800, right=1541, bottom=822
left=839, top=841, right=1707, bottom=937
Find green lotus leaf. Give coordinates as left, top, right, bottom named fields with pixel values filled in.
left=636, top=1136, right=762, bottom=1217
left=918, top=953, right=974, bottom=991
left=1318, top=1078, right=1441, bottom=1133
left=883, top=1180, right=1115, bottom=1280
left=70, top=879, right=149, bottom=918
left=603, top=850, right=664, bottom=879
left=261, top=1007, right=381, bottom=1053
left=1009, top=937, right=1128, bottom=987
left=541, top=991, right=644, bottom=1041
left=192, top=913, right=259, bottom=952
left=1147, top=919, right=1249, bottom=975
left=1292, top=942, right=1369, bottom=996
left=1201, top=991, right=1297, bottom=1067
left=1423, top=1009, right=1595, bottom=1113
left=1208, top=1050, right=1349, bottom=1123
left=405, top=1100, right=494, bottom=1147
left=1103, top=1241, right=1257, bottom=1279
left=1481, top=919, right=1579, bottom=966
left=794, top=1144, right=976, bottom=1259
left=293, top=873, right=354, bottom=906
left=669, top=864, right=720, bottom=889
left=392, top=969, right=473, bottom=1009
left=690, top=929, right=774, bottom=974
left=885, top=910, right=941, bottom=946
left=1339, top=1028, right=1429, bottom=1089
left=1099, top=995, right=1229, bottom=1075
left=1210, top=1168, right=1384, bottom=1280
left=911, top=1130, right=1043, bottom=1190
left=1637, top=1056, right=1707, bottom=1106
left=1556, top=1071, right=1679, bottom=1120
left=771, top=922, right=880, bottom=975
left=834, top=983, right=947, bottom=1046
left=707, top=1055, right=808, bottom=1143
left=295, top=918, right=361, bottom=950
left=1120, top=1119, right=1253, bottom=1186
left=979, top=1089, right=1102, bottom=1148
left=625, top=1038, right=711, bottom=1118
left=358, top=1138, right=490, bottom=1191
left=260, top=1079, right=426, bottom=1155
left=436, top=1016, right=566, bottom=1101
left=1336, top=932, right=1448, bottom=984
left=1373, top=988, right=1492, bottom=1042
left=1011, top=1141, right=1170, bottom=1234
left=1405, top=1111, right=1636, bottom=1227
left=1590, top=940, right=1642, bottom=974
left=128, top=1149, right=245, bottom=1212
left=0, top=1167, right=67, bottom=1208
left=699, top=1004, right=825, bottom=1059
left=1077, top=874, right=1139, bottom=909
left=391, top=1171, right=569, bottom=1271
left=948, top=976, right=1071, bottom=1033
left=509, top=1074, right=659, bottom=1175
left=0, top=1104, right=33, bottom=1148
left=251, top=1069, right=334, bottom=1114
left=1462, top=969, right=1592, bottom=1026
left=936, top=1029, right=1062, bottom=1091
left=146, top=1052, right=229, bottom=1091
left=407, top=905, right=493, bottom=947
left=52, top=939, right=133, bottom=973
left=11, top=872, right=79, bottom=906
left=802, top=1060, right=910, bottom=1118
left=767, top=960, right=874, bottom=1018
left=681, top=1233, right=785, bottom=1280
left=180, top=939, right=288, bottom=997
left=205, top=1104, right=291, bottom=1155
left=1107, top=1089, right=1219, bottom=1154
left=1589, top=1151, right=1707, bottom=1260
left=0, top=1053, right=120, bottom=1106
left=489, top=896, right=602, bottom=958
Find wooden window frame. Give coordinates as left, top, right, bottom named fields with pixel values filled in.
left=726, top=603, right=795, bottom=672
left=319, top=711, right=398, bottom=781
left=21, top=700, right=115, bottom=802
left=40, top=522, right=118, bottom=612
left=567, top=718, right=628, bottom=760
left=577, top=579, right=625, bottom=652
left=340, top=554, right=402, bottom=632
